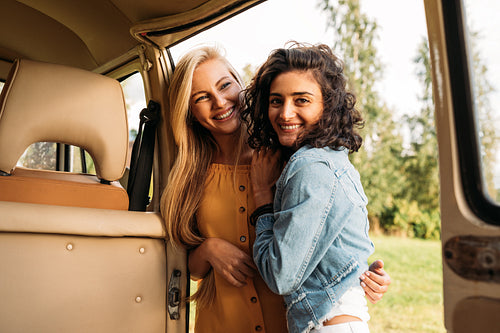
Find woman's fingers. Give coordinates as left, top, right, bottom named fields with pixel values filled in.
left=221, top=262, right=256, bottom=287
left=360, top=260, right=391, bottom=304
left=205, top=238, right=258, bottom=287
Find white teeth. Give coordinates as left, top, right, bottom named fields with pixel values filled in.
left=280, top=124, right=300, bottom=130
left=214, top=108, right=233, bottom=120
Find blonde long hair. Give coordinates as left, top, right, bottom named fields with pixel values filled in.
left=160, top=45, right=246, bottom=307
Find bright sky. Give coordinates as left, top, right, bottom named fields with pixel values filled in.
left=170, top=0, right=428, bottom=118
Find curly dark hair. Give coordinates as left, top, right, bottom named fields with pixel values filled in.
left=242, top=42, right=364, bottom=153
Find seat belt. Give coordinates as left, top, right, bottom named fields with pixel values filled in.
left=127, top=100, right=160, bottom=211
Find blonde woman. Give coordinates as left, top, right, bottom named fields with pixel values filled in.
left=161, top=45, right=390, bottom=333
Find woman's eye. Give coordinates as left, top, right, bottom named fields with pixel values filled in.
left=269, top=98, right=282, bottom=106
left=296, top=98, right=310, bottom=104
left=220, top=81, right=231, bottom=90
left=194, top=95, right=208, bottom=103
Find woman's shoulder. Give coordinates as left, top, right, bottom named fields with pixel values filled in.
left=289, top=146, right=348, bottom=164
left=280, top=147, right=354, bottom=182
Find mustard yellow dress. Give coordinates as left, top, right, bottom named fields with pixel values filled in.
left=195, top=163, right=287, bottom=333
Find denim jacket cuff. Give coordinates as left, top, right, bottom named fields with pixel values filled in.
left=255, top=213, right=274, bottom=234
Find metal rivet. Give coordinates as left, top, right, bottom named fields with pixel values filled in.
left=239, top=206, right=246, bottom=213
left=240, top=236, right=247, bottom=242
left=139, top=247, right=145, bottom=254
left=239, top=185, right=245, bottom=191
left=135, top=296, right=142, bottom=303
left=66, top=243, right=73, bottom=251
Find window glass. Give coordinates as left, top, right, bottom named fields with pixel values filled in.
left=71, top=147, right=96, bottom=174
left=17, top=143, right=91, bottom=173
left=18, top=142, right=57, bottom=170
left=119, top=71, right=149, bottom=194
left=120, top=71, right=147, bottom=168
left=464, top=0, right=500, bottom=203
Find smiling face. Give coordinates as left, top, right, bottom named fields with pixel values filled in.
left=189, top=58, right=242, bottom=139
left=268, top=70, right=324, bottom=148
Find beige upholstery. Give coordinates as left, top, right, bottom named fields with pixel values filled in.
left=0, top=58, right=128, bottom=181
left=0, top=59, right=130, bottom=210
left=0, top=167, right=129, bottom=210
left=0, top=232, right=167, bottom=332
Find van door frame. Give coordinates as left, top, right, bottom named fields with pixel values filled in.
left=424, top=0, right=500, bottom=332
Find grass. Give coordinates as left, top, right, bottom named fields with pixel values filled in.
left=368, top=235, right=446, bottom=333
left=188, top=235, right=446, bottom=332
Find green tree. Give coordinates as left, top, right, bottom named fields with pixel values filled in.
left=388, top=38, right=441, bottom=239
left=402, top=38, right=439, bottom=212
left=19, top=142, right=56, bottom=170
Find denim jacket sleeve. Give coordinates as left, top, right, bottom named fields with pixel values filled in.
left=253, top=154, right=357, bottom=295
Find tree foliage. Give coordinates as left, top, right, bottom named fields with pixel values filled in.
left=388, top=38, right=441, bottom=239
left=19, top=142, right=57, bottom=170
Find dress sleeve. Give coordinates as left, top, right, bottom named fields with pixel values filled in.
left=253, top=159, right=355, bottom=295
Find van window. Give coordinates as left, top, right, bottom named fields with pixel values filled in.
left=15, top=71, right=146, bottom=173
left=463, top=0, right=500, bottom=204
left=120, top=71, right=147, bottom=168
left=18, top=142, right=57, bottom=170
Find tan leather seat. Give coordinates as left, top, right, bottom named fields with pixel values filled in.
left=0, top=59, right=129, bottom=210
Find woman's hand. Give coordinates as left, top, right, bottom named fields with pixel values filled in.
left=251, top=148, right=282, bottom=207
left=189, top=238, right=257, bottom=288
left=360, top=259, right=391, bottom=304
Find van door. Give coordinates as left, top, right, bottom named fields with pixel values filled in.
left=424, top=0, right=500, bottom=332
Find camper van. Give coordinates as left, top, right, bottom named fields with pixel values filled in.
left=0, top=0, right=497, bottom=332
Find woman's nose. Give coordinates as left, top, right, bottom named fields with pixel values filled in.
left=279, top=100, right=295, bottom=120
left=213, top=92, right=225, bottom=108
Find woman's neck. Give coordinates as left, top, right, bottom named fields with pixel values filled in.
left=212, top=132, right=252, bottom=165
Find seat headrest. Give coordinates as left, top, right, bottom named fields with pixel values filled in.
left=0, top=59, right=128, bottom=181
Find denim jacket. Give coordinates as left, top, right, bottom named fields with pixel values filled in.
left=253, top=146, right=374, bottom=333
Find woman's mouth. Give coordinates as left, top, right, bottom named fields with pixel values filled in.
left=214, top=107, right=234, bottom=120
left=279, top=123, right=301, bottom=130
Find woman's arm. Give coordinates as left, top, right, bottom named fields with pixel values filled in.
left=360, top=259, right=391, bottom=303
left=189, top=238, right=257, bottom=287
left=253, top=159, right=354, bottom=294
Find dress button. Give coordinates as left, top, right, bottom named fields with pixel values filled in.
left=240, top=236, right=247, bottom=242
left=239, top=185, right=246, bottom=191
left=255, top=325, right=263, bottom=331
left=250, top=297, right=257, bottom=303
left=239, top=206, right=246, bottom=213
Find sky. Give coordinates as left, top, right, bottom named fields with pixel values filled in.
left=170, top=0, right=429, bottom=119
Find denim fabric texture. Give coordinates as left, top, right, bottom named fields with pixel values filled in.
left=253, top=146, right=374, bottom=333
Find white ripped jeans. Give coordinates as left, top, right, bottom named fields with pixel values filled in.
left=311, top=286, right=370, bottom=333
